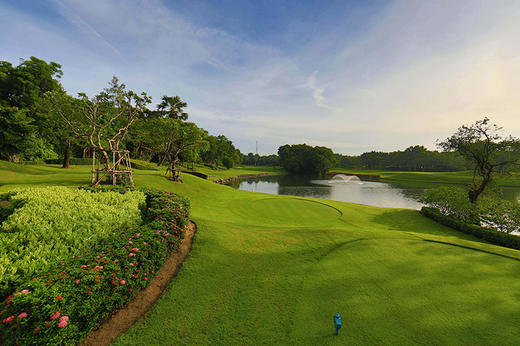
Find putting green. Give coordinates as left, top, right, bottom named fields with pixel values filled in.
left=228, top=197, right=342, bottom=226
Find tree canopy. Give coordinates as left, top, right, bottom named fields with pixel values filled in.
left=278, top=144, right=336, bottom=177
left=438, top=117, right=520, bottom=203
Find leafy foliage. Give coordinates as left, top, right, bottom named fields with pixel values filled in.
left=421, top=207, right=520, bottom=251
left=420, top=186, right=520, bottom=233
left=438, top=118, right=520, bottom=203
left=0, top=187, right=145, bottom=295
left=157, top=95, right=188, bottom=120
left=0, top=188, right=190, bottom=345
left=477, top=197, right=520, bottom=234
left=0, top=57, right=63, bottom=163
left=419, top=187, right=476, bottom=223
left=242, top=153, right=279, bottom=166
left=278, top=144, right=336, bottom=177
left=201, top=135, right=242, bottom=168
left=339, top=146, right=470, bottom=171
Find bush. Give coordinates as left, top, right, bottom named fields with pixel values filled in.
left=478, top=197, right=520, bottom=234
left=0, top=188, right=190, bottom=345
left=420, top=186, right=520, bottom=233
left=0, top=192, right=17, bottom=223
left=421, top=207, right=520, bottom=250
left=0, top=187, right=146, bottom=297
left=419, top=186, right=477, bottom=223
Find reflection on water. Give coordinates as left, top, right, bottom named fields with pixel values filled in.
left=232, top=175, right=520, bottom=210
left=234, top=175, right=424, bottom=209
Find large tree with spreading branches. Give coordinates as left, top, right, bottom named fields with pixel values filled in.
left=50, top=76, right=151, bottom=184
left=439, top=117, right=520, bottom=203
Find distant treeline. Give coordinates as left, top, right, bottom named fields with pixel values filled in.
left=336, top=146, right=472, bottom=172
left=244, top=145, right=472, bottom=173
left=242, top=153, right=279, bottom=166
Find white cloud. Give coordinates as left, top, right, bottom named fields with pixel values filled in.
left=2, top=0, right=520, bottom=155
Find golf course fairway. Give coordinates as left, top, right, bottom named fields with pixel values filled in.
left=1, top=162, right=520, bottom=344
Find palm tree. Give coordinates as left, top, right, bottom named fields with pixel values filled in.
left=157, top=95, right=188, bottom=120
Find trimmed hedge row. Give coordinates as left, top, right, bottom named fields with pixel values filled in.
left=420, top=207, right=520, bottom=250
left=0, top=188, right=190, bottom=345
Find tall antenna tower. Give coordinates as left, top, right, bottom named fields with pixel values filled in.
left=256, top=140, right=258, bottom=155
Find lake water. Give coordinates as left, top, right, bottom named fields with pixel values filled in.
left=231, top=175, right=520, bottom=210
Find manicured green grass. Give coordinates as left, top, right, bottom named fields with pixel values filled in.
left=332, top=168, right=520, bottom=188
left=182, top=163, right=282, bottom=180
left=1, top=161, right=520, bottom=344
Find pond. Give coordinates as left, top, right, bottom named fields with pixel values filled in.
left=230, top=174, right=520, bottom=210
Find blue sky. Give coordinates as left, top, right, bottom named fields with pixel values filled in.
left=1, top=0, right=520, bottom=155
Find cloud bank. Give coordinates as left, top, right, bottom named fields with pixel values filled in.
left=1, top=0, right=519, bottom=154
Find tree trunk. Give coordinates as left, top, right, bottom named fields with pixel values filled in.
left=468, top=172, right=492, bottom=204
left=62, top=138, right=71, bottom=168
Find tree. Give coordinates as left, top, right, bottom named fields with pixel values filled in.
left=278, top=144, right=336, bottom=177
left=50, top=77, right=151, bottom=184
left=0, top=57, right=63, bottom=162
left=157, top=95, right=188, bottom=120
left=37, top=93, right=84, bottom=168
left=439, top=118, right=520, bottom=203
left=201, top=135, right=241, bottom=168
left=0, top=106, right=35, bottom=162
left=152, top=120, right=208, bottom=181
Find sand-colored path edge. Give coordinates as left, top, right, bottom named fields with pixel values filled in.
left=81, top=221, right=197, bottom=346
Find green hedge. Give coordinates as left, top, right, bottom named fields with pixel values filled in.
left=420, top=207, right=520, bottom=250
left=0, top=187, right=146, bottom=297
left=0, top=188, right=190, bottom=345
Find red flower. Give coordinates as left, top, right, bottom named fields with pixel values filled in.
left=56, top=296, right=63, bottom=301
left=50, top=311, right=61, bottom=320
left=17, top=312, right=28, bottom=319
left=2, top=315, right=14, bottom=323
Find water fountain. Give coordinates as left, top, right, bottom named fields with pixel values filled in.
left=329, top=174, right=363, bottom=184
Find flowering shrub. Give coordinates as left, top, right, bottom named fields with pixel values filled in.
left=0, top=187, right=146, bottom=297
left=0, top=188, right=190, bottom=345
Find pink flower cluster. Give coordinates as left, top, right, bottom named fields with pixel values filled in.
left=58, top=315, right=69, bottom=328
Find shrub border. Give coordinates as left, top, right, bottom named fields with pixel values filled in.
left=420, top=207, right=520, bottom=250
left=0, top=188, right=190, bottom=345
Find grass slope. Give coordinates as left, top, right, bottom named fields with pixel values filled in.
left=182, top=163, right=282, bottom=180
left=1, top=162, right=520, bottom=344
left=332, top=168, right=520, bottom=188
